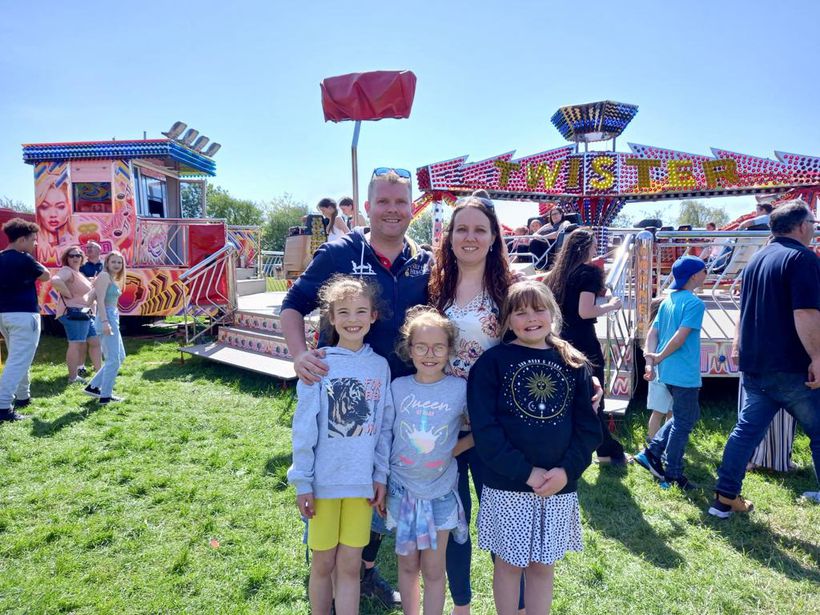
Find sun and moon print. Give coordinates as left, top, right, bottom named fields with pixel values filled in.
left=506, top=357, right=573, bottom=426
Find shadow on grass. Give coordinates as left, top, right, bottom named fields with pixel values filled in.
left=29, top=375, right=71, bottom=400
left=581, top=467, right=685, bottom=569
left=264, top=452, right=294, bottom=491
left=31, top=399, right=100, bottom=437
left=706, top=514, right=820, bottom=583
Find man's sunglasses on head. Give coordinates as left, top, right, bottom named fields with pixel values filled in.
left=372, top=167, right=412, bottom=179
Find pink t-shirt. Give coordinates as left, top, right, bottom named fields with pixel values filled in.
left=54, top=266, right=94, bottom=317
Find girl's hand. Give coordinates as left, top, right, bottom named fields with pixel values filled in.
left=606, top=297, right=622, bottom=312
left=644, top=352, right=660, bottom=364
left=102, top=322, right=113, bottom=336
left=644, top=365, right=656, bottom=381
left=452, top=433, right=474, bottom=457
left=370, top=482, right=386, bottom=517
left=533, top=468, right=568, bottom=497
left=526, top=467, right=549, bottom=490
left=297, top=493, right=315, bottom=519
left=590, top=376, right=603, bottom=412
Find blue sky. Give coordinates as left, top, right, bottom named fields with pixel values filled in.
left=1, top=0, right=818, bottom=227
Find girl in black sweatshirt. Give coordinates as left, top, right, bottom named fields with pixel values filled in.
left=467, top=280, right=602, bottom=615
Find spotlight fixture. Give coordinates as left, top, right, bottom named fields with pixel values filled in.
left=192, top=135, right=210, bottom=152
left=203, top=142, right=221, bottom=157
left=180, top=128, right=199, bottom=146
left=162, top=121, right=187, bottom=139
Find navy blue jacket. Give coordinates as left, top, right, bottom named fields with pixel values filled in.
left=281, top=229, right=433, bottom=378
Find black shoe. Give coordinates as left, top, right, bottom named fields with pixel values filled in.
left=0, top=408, right=30, bottom=422
left=13, top=398, right=31, bottom=410
left=660, top=475, right=698, bottom=491
left=634, top=449, right=665, bottom=479
left=361, top=566, right=400, bottom=606
left=77, top=366, right=89, bottom=378
left=83, top=385, right=101, bottom=398
left=98, top=395, right=124, bottom=405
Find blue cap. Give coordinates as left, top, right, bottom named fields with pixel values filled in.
left=670, top=256, right=706, bottom=289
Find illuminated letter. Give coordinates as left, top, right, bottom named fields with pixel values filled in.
left=589, top=156, right=615, bottom=191
left=526, top=160, right=563, bottom=190
left=624, top=158, right=662, bottom=189
left=667, top=160, right=697, bottom=188
left=494, top=160, right=521, bottom=188
left=566, top=157, right=582, bottom=189
left=703, top=158, right=738, bottom=188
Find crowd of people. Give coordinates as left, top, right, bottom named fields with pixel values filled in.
left=0, top=219, right=128, bottom=418
left=284, top=169, right=819, bottom=615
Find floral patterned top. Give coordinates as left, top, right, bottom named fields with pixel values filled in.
left=445, top=292, right=501, bottom=381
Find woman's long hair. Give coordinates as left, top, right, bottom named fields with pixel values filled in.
left=317, top=198, right=338, bottom=234
left=545, top=229, right=601, bottom=308
left=500, top=280, right=587, bottom=368
left=104, top=251, right=126, bottom=286
left=429, top=197, right=512, bottom=312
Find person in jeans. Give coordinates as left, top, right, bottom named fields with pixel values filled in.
left=636, top=256, right=707, bottom=491
left=0, top=218, right=50, bottom=421
left=83, top=252, right=126, bottom=405
left=710, top=201, right=820, bottom=517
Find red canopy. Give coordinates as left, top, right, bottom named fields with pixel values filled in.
left=321, top=71, right=416, bottom=122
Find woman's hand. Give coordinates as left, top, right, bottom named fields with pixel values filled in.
left=533, top=468, right=568, bottom=497
left=296, top=493, right=315, bottom=519
left=102, top=322, right=113, bottom=336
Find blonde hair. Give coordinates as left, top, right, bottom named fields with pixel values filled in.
left=104, top=251, right=126, bottom=286
left=318, top=275, right=381, bottom=345
left=367, top=170, right=412, bottom=203
left=501, top=280, right=587, bottom=369
left=396, top=306, right=457, bottom=363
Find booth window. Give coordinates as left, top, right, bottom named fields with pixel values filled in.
left=72, top=182, right=113, bottom=213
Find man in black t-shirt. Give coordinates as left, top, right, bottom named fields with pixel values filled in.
left=0, top=218, right=51, bottom=421
left=710, top=201, right=820, bottom=518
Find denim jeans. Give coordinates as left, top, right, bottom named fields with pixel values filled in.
left=716, top=372, right=820, bottom=498
left=88, top=307, right=125, bottom=398
left=647, top=385, right=700, bottom=479
left=0, top=312, right=41, bottom=409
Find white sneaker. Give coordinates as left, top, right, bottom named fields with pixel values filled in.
left=802, top=491, right=820, bottom=503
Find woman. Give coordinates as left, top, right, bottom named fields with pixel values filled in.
left=546, top=229, right=628, bottom=464
left=317, top=198, right=349, bottom=243
left=530, top=206, right=570, bottom=268
left=50, top=246, right=102, bottom=383
left=83, top=252, right=126, bottom=405
left=429, top=195, right=522, bottom=614
left=35, top=178, right=75, bottom=263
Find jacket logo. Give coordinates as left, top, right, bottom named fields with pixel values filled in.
left=350, top=260, right=377, bottom=276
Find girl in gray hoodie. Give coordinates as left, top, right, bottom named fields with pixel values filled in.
left=287, top=276, right=393, bottom=615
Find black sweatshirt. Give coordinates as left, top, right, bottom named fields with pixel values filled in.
left=467, top=343, right=602, bottom=495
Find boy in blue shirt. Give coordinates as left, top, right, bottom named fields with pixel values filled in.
left=636, top=256, right=707, bottom=491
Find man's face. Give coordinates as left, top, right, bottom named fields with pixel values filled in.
left=87, top=245, right=101, bottom=261
left=20, top=233, right=37, bottom=255
left=799, top=215, right=817, bottom=246
left=364, top=181, right=412, bottom=242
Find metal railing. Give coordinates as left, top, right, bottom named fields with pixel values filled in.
left=135, top=218, right=225, bottom=267
left=179, top=243, right=238, bottom=347
left=261, top=250, right=285, bottom=278
left=604, top=233, right=637, bottom=399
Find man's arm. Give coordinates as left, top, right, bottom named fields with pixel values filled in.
left=794, top=308, right=820, bottom=388
left=281, top=308, right=327, bottom=384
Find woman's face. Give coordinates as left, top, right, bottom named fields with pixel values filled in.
left=450, top=206, right=496, bottom=267
left=66, top=249, right=84, bottom=270
left=107, top=256, right=124, bottom=274
left=38, top=187, right=69, bottom=232
left=549, top=209, right=563, bottom=225
left=528, top=219, right=542, bottom=233
left=587, top=242, right=598, bottom=262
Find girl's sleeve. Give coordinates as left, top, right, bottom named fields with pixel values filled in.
left=287, top=380, right=322, bottom=495
left=468, top=353, right=533, bottom=484
left=558, top=368, right=603, bottom=481
left=373, top=366, right=394, bottom=485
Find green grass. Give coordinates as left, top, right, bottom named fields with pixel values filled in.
left=1, top=334, right=818, bottom=614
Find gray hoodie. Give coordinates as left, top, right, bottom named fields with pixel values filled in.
left=287, top=344, right=393, bottom=499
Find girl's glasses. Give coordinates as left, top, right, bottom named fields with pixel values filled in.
left=411, top=343, right=449, bottom=357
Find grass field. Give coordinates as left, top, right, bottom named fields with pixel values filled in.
left=1, top=333, right=818, bottom=614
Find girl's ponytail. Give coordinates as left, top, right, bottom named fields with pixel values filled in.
left=546, top=332, right=588, bottom=370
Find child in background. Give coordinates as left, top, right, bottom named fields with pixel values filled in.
left=287, top=276, right=393, bottom=615
left=645, top=296, right=672, bottom=440
left=468, top=281, right=602, bottom=615
left=636, top=256, right=707, bottom=491
left=384, top=307, right=470, bottom=615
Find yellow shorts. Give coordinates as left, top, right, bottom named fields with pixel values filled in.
left=308, top=497, right=372, bottom=551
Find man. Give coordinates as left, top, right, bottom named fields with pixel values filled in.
left=338, top=196, right=364, bottom=229
left=0, top=218, right=51, bottom=421
left=79, top=241, right=103, bottom=278
left=738, top=200, right=773, bottom=230
left=710, top=201, right=820, bottom=517
left=281, top=168, right=430, bottom=607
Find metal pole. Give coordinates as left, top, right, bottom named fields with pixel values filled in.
left=351, top=120, right=362, bottom=228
